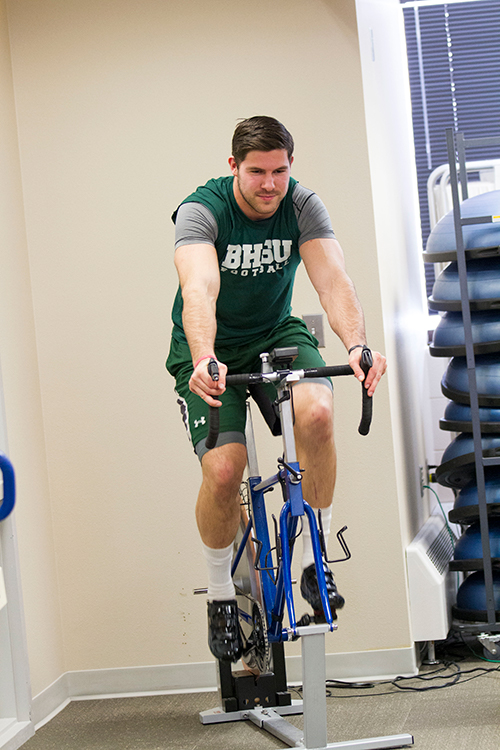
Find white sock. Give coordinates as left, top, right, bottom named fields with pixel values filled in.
left=201, top=542, right=236, bottom=601
left=302, top=505, right=332, bottom=570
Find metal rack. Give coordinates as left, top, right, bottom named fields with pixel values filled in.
left=445, top=127, right=500, bottom=635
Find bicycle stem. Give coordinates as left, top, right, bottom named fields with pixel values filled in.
left=276, top=375, right=298, bottom=464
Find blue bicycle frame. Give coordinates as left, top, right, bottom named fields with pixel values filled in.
left=232, top=368, right=336, bottom=643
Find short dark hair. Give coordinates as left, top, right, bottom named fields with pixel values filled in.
left=231, top=116, right=294, bottom=166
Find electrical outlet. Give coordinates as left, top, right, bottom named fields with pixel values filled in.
left=419, top=464, right=430, bottom=497
left=303, top=314, right=325, bottom=348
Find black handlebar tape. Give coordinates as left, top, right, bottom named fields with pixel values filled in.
left=226, top=372, right=260, bottom=385
left=206, top=407, right=219, bottom=449
left=207, top=370, right=258, bottom=448
left=358, top=346, right=373, bottom=436
left=205, top=358, right=220, bottom=450
left=303, top=365, right=353, bottom=378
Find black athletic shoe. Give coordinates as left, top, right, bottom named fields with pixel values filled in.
left=300, top=562, right=345, bottom=618
left=207, top=599, right=243, bottom=662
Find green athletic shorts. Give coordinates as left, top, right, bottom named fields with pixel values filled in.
left=166, top=316, right=331, bottom=460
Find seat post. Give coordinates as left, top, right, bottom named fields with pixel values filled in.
left=244, top=400, right=260, bottom=478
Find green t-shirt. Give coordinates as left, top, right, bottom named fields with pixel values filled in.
left=171, top=176, right=302, bottom=346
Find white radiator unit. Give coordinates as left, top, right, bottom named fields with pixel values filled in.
left=406, top=514, right=458, bottom=642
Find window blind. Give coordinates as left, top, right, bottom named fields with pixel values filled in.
left=401, top=1, right=500, bottom=296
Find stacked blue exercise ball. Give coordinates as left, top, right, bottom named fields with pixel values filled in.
left=451, top=469, right=500, bottom=521
left=426, top=190, right=500, bottom=622
left=453, top=518, right=500, bottom=560
left=455, top=570, right=500, bottom=617
left=423, top=190, right=500, bottom=263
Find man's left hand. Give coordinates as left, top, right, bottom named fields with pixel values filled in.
left=349, top=347, right=387, bottom=398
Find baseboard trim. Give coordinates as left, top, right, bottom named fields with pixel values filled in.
left=0, top=721, right=33, bottom=750
left=32, top=646, right=417, bottom=729
left=31, top=662, right=219, bottom=727
left=288, top=645, right=418, bottom=684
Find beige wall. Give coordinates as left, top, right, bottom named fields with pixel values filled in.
left=355, top=0, right=430, bottom=543
left=3, top=0, right=418, bottom=697
left=0, top=0, right=64, bottom=698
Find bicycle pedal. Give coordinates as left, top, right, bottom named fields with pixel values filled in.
left=296, top=613, right=313, bottom=627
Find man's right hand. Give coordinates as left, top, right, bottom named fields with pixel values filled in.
left=189, top=356, right=227, bottom=407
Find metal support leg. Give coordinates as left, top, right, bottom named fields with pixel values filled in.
left=422, top=640, right=439, bottom=665
left=201, top=626, right=414, bottom=748
left=296, top=623, right=414, bottom=750
left=301, top=625, right=328, bottom=749
left=201, top=625, right=414, bottom=748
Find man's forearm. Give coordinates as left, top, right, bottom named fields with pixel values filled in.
left=181, top=289, right=218, bottom=365
left=181, top=288, right=227, bottom=406
left=174, top=243, right=221, bottom=365
left=300, top=238, right=366, bottom=350
left=321, top=274, right=367, bottom=352
left=299, top=238, right=385, bottom=394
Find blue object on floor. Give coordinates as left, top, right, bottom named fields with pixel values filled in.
left=424, top=190, right=500, bottom=261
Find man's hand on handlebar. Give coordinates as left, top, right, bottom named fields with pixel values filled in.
left=348, top=347, right=387, bottom=398
left=189, top=356, right=227, bottom=407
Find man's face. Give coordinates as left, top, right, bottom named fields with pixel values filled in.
left=229, top=149, right=293, bottom=220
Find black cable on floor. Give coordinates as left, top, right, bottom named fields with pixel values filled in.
left=289, top=656, right=500, bottom=699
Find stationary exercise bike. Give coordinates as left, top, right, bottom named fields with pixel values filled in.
left=196, top=347, right=414, bottom=750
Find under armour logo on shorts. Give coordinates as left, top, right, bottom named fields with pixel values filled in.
left=194, top=416, right=206, bottom=428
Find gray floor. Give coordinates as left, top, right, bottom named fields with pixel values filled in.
left=22, top=650, right=500, bottom=750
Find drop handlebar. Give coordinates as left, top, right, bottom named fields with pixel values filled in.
left=205, top=347, right=373, bottom=450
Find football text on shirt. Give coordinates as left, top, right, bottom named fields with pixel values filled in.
left=221, top=240, right=292, bottom=276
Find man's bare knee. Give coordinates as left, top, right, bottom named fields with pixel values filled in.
left=201, top=443, right=247, bottom=497
left=306, top=398, right=333, bottom=429
left=293, top=384, right=334, bottom=439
